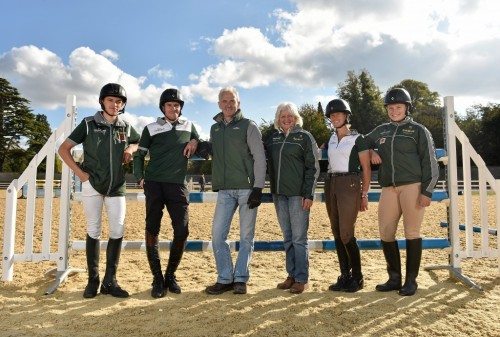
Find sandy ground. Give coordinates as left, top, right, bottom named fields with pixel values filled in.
left=0, top=190, right=499, bottom=337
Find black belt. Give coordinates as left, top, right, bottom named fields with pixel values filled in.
left=329, top=172, right=359, bottom=177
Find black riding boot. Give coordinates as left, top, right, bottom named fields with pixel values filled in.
left=399, top=238, right=422, bottom=296
left=146, top=231, right=166, bottom=298
left=164, top=238, right=186, bottom=294
left=83, top=234, right=100, bottom=298
left=375, top=240, right=402, bottom=292
left=328, top=238, right=351, bottom=291
left=344, top=237, right=363, bottom=292
left=100, top=237, right=129, bottom=298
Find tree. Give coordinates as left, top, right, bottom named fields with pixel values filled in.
left=0, top=77, right=34, bottom=171
left=479, top=103, right=500, bottom=165
left=26, top=114, right=52, bottom=155
left=25, top=114, right=53, bottom=172
left=337, top=70, right=386, bottom=134
left=2, top=148, right=29, bottom=172
left=390, top=79, right=444, bottom=148
left=299, top=104, right=330, bottom=147
left=458, top=103, right=500, bottom=166
left=317, top=102, right=324, bottom=116
left=258, top=118, right=275, bottom=143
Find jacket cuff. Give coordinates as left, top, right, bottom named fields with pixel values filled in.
left=421, top=189, right=432, bottom=198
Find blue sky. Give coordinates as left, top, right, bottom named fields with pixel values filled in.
left=1, top=0, right=500, bottom=139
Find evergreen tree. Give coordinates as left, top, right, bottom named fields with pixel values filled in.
left=317, top=102, right=324, bottom=116
left=337, top=70, right=385, bottom=134
left=0, top=77, right=33, bottom=171
left=26, top=114, right=52, bottom=156
left=1, top=77, right=53, bottom=172
left=26, top=114, right=53, bottom=173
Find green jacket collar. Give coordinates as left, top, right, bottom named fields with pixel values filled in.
left=213, top=109, right=244, bottom=124
left=278, top=125, right=303, bottom=135
left=94, top=111, right=127, bottom=127
left=390, top=116, right=412, bottom=126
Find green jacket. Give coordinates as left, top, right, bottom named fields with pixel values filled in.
left=133, top=117, right=199, bottom=184
left=68, top=112, right=140, bottom=196
left=265, top=126, right=320, bottom=200
left=210, top=110, right=266, bottom=191
left=365, top=117, right=439, bottom=197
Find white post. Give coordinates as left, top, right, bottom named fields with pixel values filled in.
left=41, top=131, right=56, bottom=259
left=444, top=96, right=461, bottom=270
left=2, top=181, right=19, bottom=281
left=56, top=95, right=76, bottom=272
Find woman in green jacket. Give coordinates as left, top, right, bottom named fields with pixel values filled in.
left=265, top=102, right=320, bottom=294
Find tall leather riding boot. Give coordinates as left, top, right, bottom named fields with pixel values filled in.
left=146, top=231, right=166, bottom=298
left=328, top=238, right=351, bottom=291
left=344, top=237, right=363, bottom=292
left=100, top=237, right=129, bottom=298
left=375, top=240, right=402, bottom=292
left=83, top=234, right=100, bottom=298
left=164, top=238, right=186, bottom=294
left=399, top=238, right=422, bottom=296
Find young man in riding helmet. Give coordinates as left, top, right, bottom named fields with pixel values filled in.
left=59, top=83, right=140, bottom=298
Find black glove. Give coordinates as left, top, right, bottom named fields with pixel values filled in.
left=247, top=187, right=263, bottom=209
left=196, top=141, right=212, bottom=159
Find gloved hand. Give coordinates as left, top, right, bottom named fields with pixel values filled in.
left=196, top=141, right=212, bottom=159
left=247, top=187, right=263, bottom=209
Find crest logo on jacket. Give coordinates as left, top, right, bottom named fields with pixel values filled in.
left=115, top=130, right=127, bottom=143
left=93, top=128, right=107, bottom=135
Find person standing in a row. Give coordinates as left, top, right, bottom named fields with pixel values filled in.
left=204, top=87, right=266, bottom=295
left=265, top=102, right=320, bottom=294
left=133, top=88, right=199, bottom=298
left=58, top=83, right=140, bottom=298
left=324, top=99, right=371, bottom=293
left=366, top=88, right=439, bottom=296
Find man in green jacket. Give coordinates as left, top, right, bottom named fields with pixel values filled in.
left=133, top=88, right=198, bottom=298
left=58, top=83, right=140, bottom=299
left=205, top=87, right=266, bottom=295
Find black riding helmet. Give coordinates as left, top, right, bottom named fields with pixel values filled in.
left=159, top=88, right=184, bottom=115
left=99, top=83, right=127, bottom=113
left=384, top=88, right=412, bottom=114
left=325, top=98, right=351, bottom=118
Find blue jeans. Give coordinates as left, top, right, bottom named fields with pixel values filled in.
left=212, top=189, right=257, bottom=284
left=273, top=194, right=310, bottom=283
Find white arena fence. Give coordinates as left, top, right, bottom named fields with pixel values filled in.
left=2, top=95, right=499, bottom=294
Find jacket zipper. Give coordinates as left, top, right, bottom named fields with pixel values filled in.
left=276, top=132, right=289, bottom=194
left=106, top=124, right=113, bottom=195
left=390, top=123, right=399, bottom=186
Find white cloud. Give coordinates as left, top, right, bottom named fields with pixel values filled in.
left=0, top=45, right=164, bottom=109
left=100, top=49, right=119, bottom=61
left=121, top=111, right=155, bottom=134
left=147, top=65, right=174, bottom=80
left=182, top=0, right=500, bottom=110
